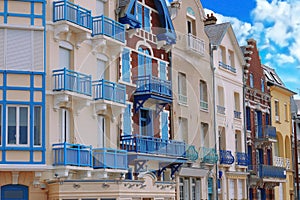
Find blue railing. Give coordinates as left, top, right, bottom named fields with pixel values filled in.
left=256, top=125, right=277, bottom=140
left=53, top=0, right=92, bottom=29
left=134, top=75, right=172, bottom=98
left=219, top=150, right=234, bottom=165
left=93, top=79, right=126, bottom=104
left=259, top=164, right=286, bottom=179
left=92, top=15, right=125, bottom=43
left=53, top=68, right=92, bottom=96
left=186, top=145, right=199, bottom=161
left=236, top=152, right=248, bottom=166
left=219, top=61, right=236, bottom=73
left=200, top=147, right=218, bottom=164
left=52, top=142, right=92, bottom=167
left=93, top=148, right=128, bottom=170
left=120, top=135, right=186, bottom=158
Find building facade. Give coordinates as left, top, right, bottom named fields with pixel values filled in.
left=243, top=39, right=286, bottom=200
left=263, top=65, right=295, bottom=200
left=205, top=22, right=247, bottom=200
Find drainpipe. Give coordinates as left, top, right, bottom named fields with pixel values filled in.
left=209, top=43, right=218, bottom=200
left=242, top=65, right=248, bottom=200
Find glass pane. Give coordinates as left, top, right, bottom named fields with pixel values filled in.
left=59, top=47, right=70, bottom=69
left=8, top=107, right=16, bottom=144
left=3, top=190, right=24, bottom=199
left=19, top=107, right=28, bottom=144
left=34, top=107, right=41, bottom=146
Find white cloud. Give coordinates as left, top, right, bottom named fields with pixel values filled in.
left=276, top=54, right=296, bottom=65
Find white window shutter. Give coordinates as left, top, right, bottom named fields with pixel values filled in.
left=33, top=31, right=44, bottom=71
left=6, top=29, right=31, bottom=71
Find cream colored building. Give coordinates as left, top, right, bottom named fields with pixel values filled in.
left=263, top=65, right=295, bottom=200
left=170, top=1, right=216, bottom=199
left=205, top=21, right=248, bottom=200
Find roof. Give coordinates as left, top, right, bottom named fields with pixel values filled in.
left=204, top=22, right=231, bottom=45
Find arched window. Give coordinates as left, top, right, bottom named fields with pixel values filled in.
left=1, top=184, right=28, bottom=200
left=138, top=47, right=152, bottom=77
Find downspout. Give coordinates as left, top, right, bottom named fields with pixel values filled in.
left=242, top=65, right=248, bottom=200
left=209, top=43, right=218, bottom=200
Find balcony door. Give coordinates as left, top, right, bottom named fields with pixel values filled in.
left=140, top=108, right=153, bottom=137
left=255, top=110, right=262, bottom=137
left=59, top=45, right=71, bottom=69
left=138, top=47, right=152, bottom=77
left=97, top=115, right=105, bottom=148
left=60, top=108, right=70, bottom=143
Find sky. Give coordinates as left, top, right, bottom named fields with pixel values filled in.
left=201, top=0, right=300, bottom=99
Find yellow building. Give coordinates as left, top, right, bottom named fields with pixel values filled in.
left=263, top=65, right=296, bottom=200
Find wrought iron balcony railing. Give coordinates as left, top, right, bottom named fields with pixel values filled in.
left=219, top=150, right=234, bottom=165
left=120, top=134, right=186, bottom=158
left=200, top=147, right=218, bottom=164
left=256, top=125, right=277, bottom=140
left=200, top=100, right=208, bottom=110
left=234, top=110, right=241, bottom=119
left=219, top=61, right=236, bottom=73
left=53, top=0, right=92, bottom=29
left=92, top=15, right=125, bottom=43
left=258, top=164, right=286, bottom=179
left=93, top=79, right=126, bottom=104
left=53, top=68, right=92, bottom=96
left=217, top=105, right=225, bottom=115
left=236, top=152, right=248, bottom=166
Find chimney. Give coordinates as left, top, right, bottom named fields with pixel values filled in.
left=204, top=13, right=217, bottom=26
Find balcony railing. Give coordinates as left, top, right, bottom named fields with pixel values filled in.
left=53, top=68, right=92, bottom=96
left=187, top=33, right=205, bottom=55
left=273, top=156, right=291, bottom=170
left=219, top=150, right=234, bottom=165
left=120, top=135, right=186, bottom=158
left=200, top=100, right=208, bottom=110
left=52, top=142, right=92, bottom=167
left=217, top=105, right=225, bottom=115
left=236, top=152, right=248, bottom=166
left=134, top=75, right=172, bottom=98
left=53, top=0, right=92, bottom=29
left=92, top=15, right=125, bottom=43
left=93, top=148, right=128, bottom=170
left=256, top=125, right=277, bottom=140
left=93, top=79, right=126, bottom=104
left=178, top=94, right=187, bottom=105
left=219, top=61, right=236, bottom=73
left=258, top=164, right=286, bottom=179
left=200, top=147, right=218, bottom=164
left=234, top=110, right=241, bottom=119
left=186, top=145, right=199, bottom=161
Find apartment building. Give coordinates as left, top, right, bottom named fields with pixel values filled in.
left=205, top=21, right=247, bottom=200
left=170, top=1, right=215, bottom=199
left=0, top=0, right=47, bottom=199
left=263, top=65, right=295, bottom=200
left=242, top=39, right=286, bottom=200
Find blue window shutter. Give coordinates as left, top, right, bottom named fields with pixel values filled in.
left=122, top=48, right=130, bottom=82
left=248, top=145, right=252, bottom=170
left=123, top=104, right=132, bottom=135
left=246, top=107, right=251, bottom=130
left=161, top=112, right=168, bottom=140
left=138, top=53, right=144, bottom=77
left=257, top=111, right=262, bottom=137
left=144, top=7, right=150, bottom=32
left=137, top=4, right=143, bottom=26
left=146, top=56, right=152, bottom=76
left=159, top=61, right=166, bottom=80
left=265, top=113, right=269, bottom=125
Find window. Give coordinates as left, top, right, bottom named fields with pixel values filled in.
left=179, top=178, right=184, bottom=200
left=1, top=185, right=28, bottom=200
left=0, top=29, right=44, bottom=72
left=234, top=92, right=241, bottom=119
left=0, top=105, right=2, bottom=146
left=178, top=72, right=187, bottom=104
left=261, top=79, right=265, bottom=92
left=284, top=103, right=288, bottom=121
left=200, top=80, right=208, bottom=110
left=138, top=47, right=152, bottom=76
left=275, top=100, right=280, bottom=121
left=60, top=108, right=70, bottom=143
left=235, top=130, right=242, bottom=152
left=95, top=0, right=105, bottom=16
left=140, top=108, right=152, bottom=136
left=246, top=107, right=251, bottom=131
left=137, top=3, right=150, bottom=32
left=217, top=86, right=225, bottom=114
left=121, top=48, right=130, bottom=83
left=59, top=46, right=71, bottom=69
left=34, top=106, right=41, bottom=146
left=97, top=115, right=105, bottom=148
left=97, top=59, right=106, bottom=80
left=7, top=106, right=29, bottom=145
left=123, top=104, right=132, bottom=135
left=180, top=177, right=201, bottom=200
left=200, top=123, right=209, bottom=147
left=228, top=50, right=234, bottom=67
left=218, top=127, right=226, bottom=150
left=159, top=61, right=167, bottom=80
left=161, top=112, right=169, bottom=140
left=219, top=46, right=226, bottom=63
left=249, top=74, right=254, bottom=88
left=178, top=117, right=188, bottom=142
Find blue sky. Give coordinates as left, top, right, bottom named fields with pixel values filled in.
left=201, top=0, right=300, bottom=98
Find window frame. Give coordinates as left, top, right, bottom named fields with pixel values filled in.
left=33, top=106, right=42, bottom=146
left=178, top=72, right=187, bottom=104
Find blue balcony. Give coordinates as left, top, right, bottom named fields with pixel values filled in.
left=53, top=0, right=92, bottom=30
left=52, top=142, right=92, bottom=167
left=186, top=145, right=199, bottom=161
left=120, top=135, right=186, bottom=158
left=219, top=61, right=236, bottom=73
left=219, top=150, right=234, bottom=165
left=93, top=79, right=126, bottom=104
left=93, top=148, right=128, bottom=170
left=259, top=164, right=286, bottom=179
left=200, top=147, right=218, bottom=164
left=236, top=152, right=248, bottom=166
left=92, top=15, right=125, bottom=43
left=53, top=68, right=92, bottom=96
left=256, top=125, right=277, bottom=142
